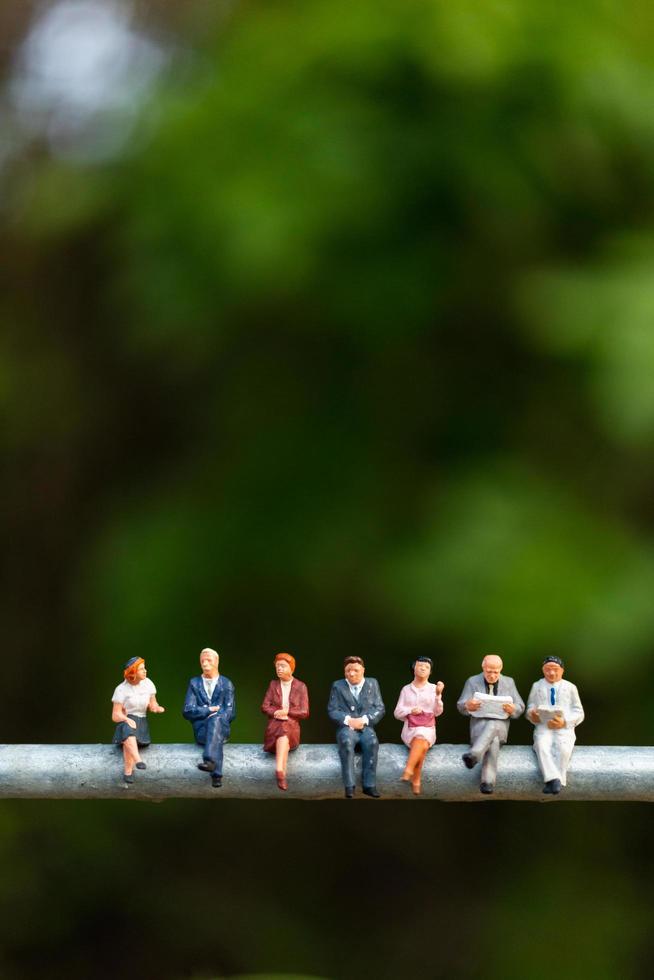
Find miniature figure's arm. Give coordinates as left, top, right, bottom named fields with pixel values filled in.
left=434, top=683, right=445, bottom=717
left=526, top=683, right=540, bottom=724
left=112, top=701, right=137, bottom=729
left=327, top=683, right=347, bottom=726
left=508, top=681, right=524, bottom=719
left=182, top=681, right=212, bottom=722
left=457, top=679, right=476, bottom=716
left=148, top=694, right=165, bottom=714
left=222, top=680, right=237, bottom=724
left=393, top=687, right=412, bottom=721
left=565, top=684, right=584, bottom=728
left=261, top=682, right=277, bottom=718
left=288, top=682, right=309, bottom=721
left=365, top=680, right=385, bottom=728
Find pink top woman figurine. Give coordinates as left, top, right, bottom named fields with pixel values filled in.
left=394, top=656, right=444, bottom=795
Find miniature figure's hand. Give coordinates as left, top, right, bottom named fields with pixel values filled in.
left=435, top=681, right=445, bottom=696
left=209, top=706, right=220, bottom=713
left=349, top=717, right=365, bottom=730
left=273, top=709, right=288, bottom=720
left=410, top=707, right=424, bottom=715
left=466, top=699, right=481, bottom=712
left=548, top=715, right=565, bottom=729
left=154, top=706, right=165, bottom=713
left=502, top=703, right=515, bottom=715
left=126, top=717, right=137, bottom=729
left=529, top=709, right=541, bottom=724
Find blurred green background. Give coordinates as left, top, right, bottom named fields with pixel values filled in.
left=2, top=0, right=654, bottom=976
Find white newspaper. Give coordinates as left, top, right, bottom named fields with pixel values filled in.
left=473, top=692, right=513, bottom=720
left=533, top=705, right=564, bottom=724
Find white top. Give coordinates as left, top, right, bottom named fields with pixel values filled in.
left=111, top=678, right=156, bottom=717
left=281, top=679, right=292, bottom=711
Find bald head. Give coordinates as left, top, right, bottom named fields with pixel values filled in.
left=200, top=648, right=219, bottom=678
left=481, top=655, right=503, bottom=683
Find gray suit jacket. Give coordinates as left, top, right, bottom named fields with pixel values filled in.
left=457, top=673, right=524, bottom=744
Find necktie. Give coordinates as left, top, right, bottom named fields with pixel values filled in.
left=550, top=686, right=556, bottom=706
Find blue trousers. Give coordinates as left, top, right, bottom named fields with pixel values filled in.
left=197, top=714, right=228, bottom=775
left=336, top=725, right=379, bottom=790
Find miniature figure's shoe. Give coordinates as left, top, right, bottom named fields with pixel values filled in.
left=462, top=752, right=477, bottom=769
left=344, top=786, right=355, bottom=799
left=198, top=760, right=216, bottom=772
left=363, top=786, right=381, bottom=798
left=543, top=779, right=562, bottom=795
left=123, top=773, right=134, bottom=784
left=479, top=782, right=495, bottom=794
left=211, top=773, right=223, bottom=788
left=275, top=770, right=288, bottom=791
left=135, top=762, right=147, bottom=770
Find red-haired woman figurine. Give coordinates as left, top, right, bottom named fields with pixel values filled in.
left=111, top=657, right=165, bottom=785
left=261, top=653, right=309, bottom=791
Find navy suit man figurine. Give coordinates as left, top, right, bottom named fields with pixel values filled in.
left=183, top=648, right=236, bottom=788
left=328, top=656, right=385, bottom=799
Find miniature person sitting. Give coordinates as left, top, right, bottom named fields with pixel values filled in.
left=394, top=656, right=444, bottom=795
left=457, top=654, right=524, bottom=794
left=261, top=652, right=310, bottom=791
left=183, top=648, right=236, bottom=788
left=111, top=657, right=165, bottom=785
left=527, top=656, right=584, bottom=795
left=327, top=656, right=385, bottom=799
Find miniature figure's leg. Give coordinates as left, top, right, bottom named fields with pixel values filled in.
left=336, top=727, right=358, bottom=788
left=469, top=722, right=496, bottom=765
left=359, top=726, right=379, bottom=790
left=480, top=736, right=500, bottom=787
left=411, top=738, right=429, bottom=795
left=203, top=714, right=225, bottom=776
left=402, top=738, right=425, bottom=781
left=122, top=735, right=141, bottom=775
left=275, top=735, right=290, bottom=775
left=553, top=730, right=576, bottom=786
left=533, top=728, right=560, bottom=783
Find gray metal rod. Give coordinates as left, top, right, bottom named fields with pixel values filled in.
left=0, top=744, right=651, bottom=801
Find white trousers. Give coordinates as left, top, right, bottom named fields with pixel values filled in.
left=533, top=727, right=576, bottom=785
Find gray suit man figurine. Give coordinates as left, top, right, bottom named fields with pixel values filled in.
left=527, top=656, right=584, bottom=795
left=457, top=654, right=524, bottom=794
left=327, top=656, right=385, bottom=799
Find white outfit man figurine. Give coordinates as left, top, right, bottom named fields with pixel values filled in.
left=457, top=654, right=524, bottom=795
left=527, top=656, right=584, bottom=795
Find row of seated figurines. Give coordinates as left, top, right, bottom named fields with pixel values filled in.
left=112, top=649, right=584, bottom=797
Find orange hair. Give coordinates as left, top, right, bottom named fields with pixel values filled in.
left=275, top=652, right=296, bottom=674
left=124, top=657, right=145, bottom=681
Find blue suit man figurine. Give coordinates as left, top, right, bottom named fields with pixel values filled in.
left=183, top=648, right=236, bottom=788
left=328, top=656, right=385, bottom=799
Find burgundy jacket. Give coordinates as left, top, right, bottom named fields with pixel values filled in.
left=261, top=678, right=310, bottom=722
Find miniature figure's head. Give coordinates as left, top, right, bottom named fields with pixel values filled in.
left=344, top=656, right=365, bottom=686
left=274, top=652, right=295, bottom=680
left=412, top=656, right=433, bottom=680
left=200, top=648, right=219, bottom=678
left=542, top=657, right=564, bottom=684
left=124, top=657, right=146, bottom=684
left=481, top=654, right=503, bottom=683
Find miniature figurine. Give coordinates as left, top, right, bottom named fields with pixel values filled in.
left=457, top=654, right=524, bottom=794
left=261, top=652, right=310, bottom=791
left=527, top=656, right=584, bottom=795
left=327, top=656, right=385, bottom=799
left=183, top=647, right=236, bottom=788
left=111, top=657, right=165, bottom=785
left=394, top=656, right=444, bottom=795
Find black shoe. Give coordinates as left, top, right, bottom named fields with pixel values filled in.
left=123, top=773, right=134, bottom=784
left=363, top=786, right=381, bottom=799
left=135, top=762, right=147, bottom=770
left=198, top=760, right=216, bottom=772
left=543, top=779, right=562, bottom=795
left=462, top=752, right=477, bottom=770
left=480, top=782, right=495, bottom=794
left=211, top=774, right=223, bottom=788
left=344, top=786, right=354, bottom=799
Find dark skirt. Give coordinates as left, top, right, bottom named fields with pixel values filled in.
left=263, top=717, right=301, bottom=754
left=113, top=715, right=151, bottom=747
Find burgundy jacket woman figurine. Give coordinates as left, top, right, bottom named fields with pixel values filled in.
left=261, top=653, right=309, bottom=791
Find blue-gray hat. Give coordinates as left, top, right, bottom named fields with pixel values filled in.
left=542, top=656, right=564, bottom=668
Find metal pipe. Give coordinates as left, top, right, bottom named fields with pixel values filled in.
left=0, top=744, right=650, bottom=801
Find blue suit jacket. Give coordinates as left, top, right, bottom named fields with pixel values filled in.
left=327, top=678, right=385, bottom=729
left=183, top=675, right=236, bottom=744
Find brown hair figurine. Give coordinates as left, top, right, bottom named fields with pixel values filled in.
left=111, top=657, right=165, bottom=786
left=260, top=653, right=309, bottom=791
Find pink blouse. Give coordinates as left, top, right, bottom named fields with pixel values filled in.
left=394, top=681, right=444, bottom=748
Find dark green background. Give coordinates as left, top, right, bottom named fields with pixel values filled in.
left=2, top=1, right=654, bottom=977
